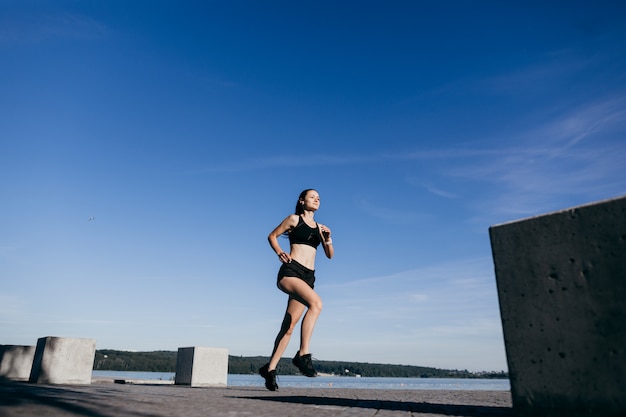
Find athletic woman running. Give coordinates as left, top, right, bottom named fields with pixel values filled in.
left=259, top=189, right=334, bottom=391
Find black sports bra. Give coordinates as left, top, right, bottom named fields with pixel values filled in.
left=288, top=216, right=322, bottom=248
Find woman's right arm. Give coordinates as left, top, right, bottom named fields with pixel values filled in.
left=268, top=215, right=297, bottom=263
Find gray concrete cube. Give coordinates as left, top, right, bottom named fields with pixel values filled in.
left=0, top=345, right=36, bottom=381
left=489, top=196, right=626, bottom=416
left=29, top=336, right=97, bottom=385
left=175, top=346, right=228, bottom=387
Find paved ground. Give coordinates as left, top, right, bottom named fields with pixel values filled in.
left=0, top=379, right=514, bottom=417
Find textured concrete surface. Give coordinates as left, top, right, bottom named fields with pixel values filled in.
left=29, top=337, right=97, bottom=385
left=489, top=195, right=626, bottom=417
left=175, top=346, right=229, bottom=387
left=0, top=345, right=36, bottom=381
left=0, top=379, right=513, bottom=417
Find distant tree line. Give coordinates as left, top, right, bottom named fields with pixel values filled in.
left=94, top=350, right=177, bottom=372
left=94, top=350, right=507, bottom=379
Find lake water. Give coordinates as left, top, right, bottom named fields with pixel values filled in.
left=92, top=371, right=510, bottom=391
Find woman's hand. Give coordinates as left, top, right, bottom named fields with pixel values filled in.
left=277, top=252, right=292, bottom=263
left=319, top=223, right=334, bottom=259
left=319, top=224, right=332, bottom=243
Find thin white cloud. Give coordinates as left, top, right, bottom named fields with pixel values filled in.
left=479, top=29, right=626, bottom=98
left=425, top=185, right=458, bottom=199
left=408, top=293, right=429, bottom=303
left=44, top=318, right=147, bottom=326
left=0, top=12, right=109, bottom=45
left=436, top=94, right=626, bottom=220
left=355, top=198, right=429, bottom=225
left=425, top=318, right=504, bottom=338
left=522, top=95, right=626, bottom=151
left=192, top=153, right=378, bottom=173
left=324, top=257, right=494, bottom=289
left=0, top=294, right=27, bottom=318
left=405, top=176, right=459, bottom=199
left=321, top=257, right=499, bottom=325
left=0, top=244, right=21, bottom=261
left=481, top=56, right=587, bottom=96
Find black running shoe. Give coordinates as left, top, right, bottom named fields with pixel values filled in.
left=259, top=363, right=278, bottom=391
left=292, top=351, right=317, bottom=377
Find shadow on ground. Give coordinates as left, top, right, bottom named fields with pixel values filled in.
left=1, top=379, right=514, bottom=417
left=236, top=395, right=514, bottom=417
left=0, top=380, right=142, bottom=417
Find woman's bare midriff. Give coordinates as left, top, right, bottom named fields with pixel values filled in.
left=289, top=244, right=317, bottom=270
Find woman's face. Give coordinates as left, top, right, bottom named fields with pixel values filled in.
left=301, top=190, right=320, bottom=211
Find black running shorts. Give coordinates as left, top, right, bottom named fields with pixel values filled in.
left=277, top=259, right=315, bottom=289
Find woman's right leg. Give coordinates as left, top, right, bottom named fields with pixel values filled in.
left=268, top=297, right=306, bottom=371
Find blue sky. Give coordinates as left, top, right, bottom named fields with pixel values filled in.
left=1, top=1, right=625, bottom=372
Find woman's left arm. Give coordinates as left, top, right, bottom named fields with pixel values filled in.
left=319, top=223, right=334, bottom=259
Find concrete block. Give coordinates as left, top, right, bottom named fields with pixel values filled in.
left=29, top=336, right=97, bottom=385
left=175, top=347, right=228, bottom=387
left=489, top=196, right=626, bottom=417
left=0, top=345, right=36, bottom=381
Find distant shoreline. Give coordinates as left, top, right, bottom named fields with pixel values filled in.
left=91, top=371, right=511, bottom=391
left=93, top=350, right=508, bottom=379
